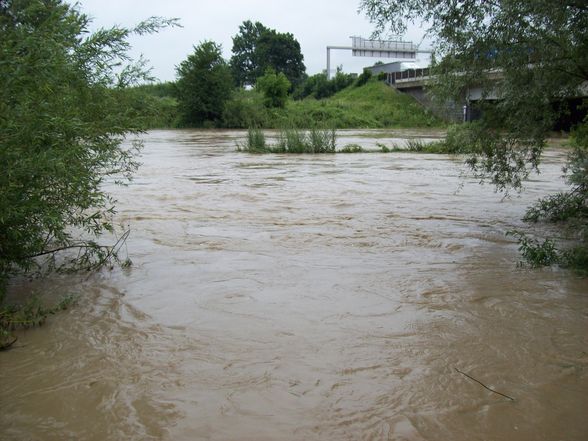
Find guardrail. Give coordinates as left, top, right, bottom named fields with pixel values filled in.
left=387, top=68, right=431, bottom=85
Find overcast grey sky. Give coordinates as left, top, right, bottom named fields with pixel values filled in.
left=69, top=0, right=430, bottom=82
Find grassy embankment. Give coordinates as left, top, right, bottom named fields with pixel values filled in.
left=138, top=79, right=443, bottom=130
left=224, top=80, right=442, bottom=129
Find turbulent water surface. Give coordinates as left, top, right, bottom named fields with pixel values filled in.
left=1, top=129, right=587, bottom=441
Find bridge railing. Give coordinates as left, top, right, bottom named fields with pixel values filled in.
left=387, top=68, right=431, bottom=85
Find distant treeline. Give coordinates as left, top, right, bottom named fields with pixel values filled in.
left=129, top=19, right=436, bottom=130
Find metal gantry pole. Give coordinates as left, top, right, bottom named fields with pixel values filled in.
left=327, top=46, right=330, bottom=79
left=326, top=46, right=353, bottom=79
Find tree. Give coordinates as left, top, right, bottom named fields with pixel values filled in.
left=255, top=29, right=306, bottom=87
left=176, top=41, right=233, bottom=126
left=230, top=21, right=306, bottom=88
left=230, top=20, right=269, bottom=87
left=0, top=0, right=176, bottom=291
left=360, top=0, right=588, bottom=270
left=256, top=69, right=291, bottom=108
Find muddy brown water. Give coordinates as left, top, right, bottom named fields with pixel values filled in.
left=1, top=129, right=587, bottom=441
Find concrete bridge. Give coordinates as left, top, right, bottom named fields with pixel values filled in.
left=380, top=67, right=465, bottom=122
left=377, top=66, right=499, bottom=122
left=373, top=66, right=586, bottom=128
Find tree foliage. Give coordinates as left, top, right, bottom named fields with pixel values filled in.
left=256, top=69, right=291, bottom=108
left=255, top=28, right=306, bottom=87
left=230, top=20, right=306, bottom=87
left=360, top=0, right=588, bottom=270
left=294, top=68, right=355, bottom=100
left=0, top=0, right=177, bottom=289
left=175, top=40, right=233, bottom=126
left=230, top=20, right=269, bottom=87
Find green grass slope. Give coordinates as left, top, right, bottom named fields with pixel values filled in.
left=287, top=80, right=442, bottom=128
left=140, top=79, right=444, bottom=129
left=250, top=80, right=442, bottom=129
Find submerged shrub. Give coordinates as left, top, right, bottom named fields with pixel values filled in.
left=277, top=129, right=307, bottom=153
left=524, top=192, right=587, bottom=223
left=442, top=123, right=481, bottom=153
left=238, top=127, right=336, bottom=153
left=308, top=127, right=336, bottom=153
left=277, top=128, right=336, bottom=153
left=1, top=293, right=78, bottom=350
left=399, top=125, right=481, bottom=154
left=405, top=139, right=427, bottom=152
left=237, top=128, right=268, bottom=152
left=511, top=125, right=588, bottom=273
left=340, top=144, right=364, bottom=153
left=509, top=232, right=559, bottom=267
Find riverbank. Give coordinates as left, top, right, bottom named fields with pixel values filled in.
left=139, top=79, right=444, bottom=130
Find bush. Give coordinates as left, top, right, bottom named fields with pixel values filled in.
left=256, top=69, right=291, bottom=108
left=355, top=69, right=372, bottom=87
left=130, top=82, right=181, bottom=128
left=400, top=124, right=483, bottom=154
left=142, top=95, right=181, bottom=128
left=515, top=122, right=588, bottom=273
left=293, top=69, right=355, bottom=100
left=222, top=89, right=269, bottom=128
left=238, top=128, right=336, bottom=153
left=442, top=123, right=482, bottom=153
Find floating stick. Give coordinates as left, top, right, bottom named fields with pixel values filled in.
left=454, top=367, right=515, bottom=401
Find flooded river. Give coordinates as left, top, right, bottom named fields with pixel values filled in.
left=1, top=130, right=587, bottom=440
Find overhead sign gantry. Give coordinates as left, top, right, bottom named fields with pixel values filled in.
left=327, top=36, right=426, bottom=79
